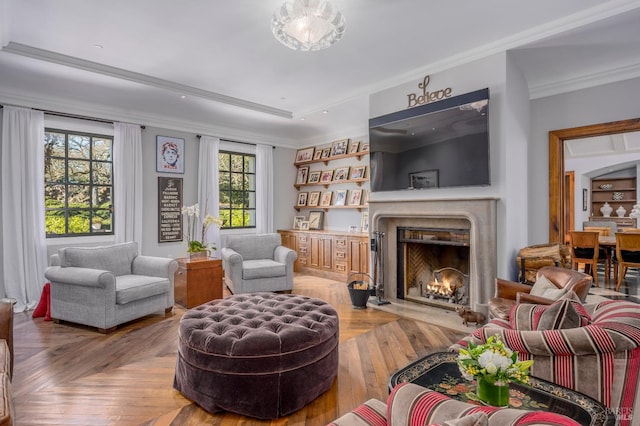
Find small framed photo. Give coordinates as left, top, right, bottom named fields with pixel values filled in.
left=333, top=166, right=350, bottom=182
left=320, top=169, right=334, bottom=183
left=333, top=189, right=347, bottom=206
left=313, top=149, right=323, bottom=160
left=320, top=191, right=333, bottom=207
left=296, top=166, right=310, bottom=185
left=347, top=189, right=363, bottom=206
left=308, top=191, right=321, bottom=207
left=582, top=188, right=588, bottom=211
left=359, top=141, right=369, bottom=152
left=321, top=147, right=331, bottom=159
left=293, top=215, right=305, bottom=229
left=300, top=221, right=310, bottom=231
left=308, top=211, right=324, bottom=230
left=308, top=170, right=321, bottom=184
left=295, top=147, right=315, bottom=163
left=361, top=211, right=369, bottom=233
left=297, top=192, right=308, bottom=206
left=348, top=225, right=359, bottom=232
left=349, top=165, right=366, bottom=180
left=157, top=136, right=185, bottom=174
left=409, top=169, right=439, bottom=189
left=348, top=140, right=360, bottom=154
left=330, top=138, right=349, bottom=157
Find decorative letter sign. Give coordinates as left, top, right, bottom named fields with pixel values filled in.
left=407, top=76, right=452, bottom=108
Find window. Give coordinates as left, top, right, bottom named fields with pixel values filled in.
left=218, top=151, right=256, bottom=229
left=44, top=129, right=114, bottom=237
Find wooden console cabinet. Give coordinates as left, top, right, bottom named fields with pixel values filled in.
left=174, top=257, right=223, bottom=308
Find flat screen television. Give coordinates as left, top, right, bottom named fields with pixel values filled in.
left=369, top=88, right=490, bottom=192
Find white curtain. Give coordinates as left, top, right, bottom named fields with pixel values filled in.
left=113, top=123, right=143, bottom=248
left=256, top=144, right=274, bottom=233
left=198, top=136, right=221, bottom=253
left=0, top=106, right=47, bottom=312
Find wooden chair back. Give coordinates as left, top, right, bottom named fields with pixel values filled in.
left=569, top=231, right=601, bottom=286
left=584, top=226, right=611, bottom=237
left=621, top=228, right=640, bottom=233
left=615, top=232, right=640, bottom=290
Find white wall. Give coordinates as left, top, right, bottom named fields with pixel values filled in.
left=529, top=77, right=640, bottom=244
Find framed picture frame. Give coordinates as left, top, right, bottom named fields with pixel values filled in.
left=347, top=189, right=363, bottom=206
left=308, top=191, right=321, bottom=207
left=293, top=215, right=305, bottom=229
left=296, top=166, right=310, bottom=185
left=320, top=191, right=333, bottom=207
left=295, top=147, right=315, bottom=163
left=361, top=211, right=369, bottom=233
left=330, top=138, right=349, bottom=157
left=158, top=177, right=183, bottom=242
left=333, top=189, right=347, bottom=206
left=348, top=140, right=360, bottom=154
left=320, top=169, right=334, bottom=183
left=409, top=169, right=439, bottom=189
left=300, top=221, right=310, bottom=231
left=297, top=192, right=308, bottom=206
left=156, top=136, right=185, bottom=174
left=313, top=149, right=323, bottom=160
left=320, top=147, right=331, bottom=159
left=349, top=165, right=366, bottom=180
left=583, top=188, right=588, bottom=211
left=348, top=225, right=359, bottom=232
left=359, top=141, right=370, bottom=152
left=333, top=166, right=350, bottom=182
left=308, top=170, right=321, bottom=184
left=308, top=211, right=324, bottom=230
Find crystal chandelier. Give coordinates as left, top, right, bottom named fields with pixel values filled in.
left=271, top=0, right=346, bottom=52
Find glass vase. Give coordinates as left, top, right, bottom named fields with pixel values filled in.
left=476, top=376, right=509, bottom=407
left=187, top=251, right=208, bottom=262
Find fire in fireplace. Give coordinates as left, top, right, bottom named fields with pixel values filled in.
left=423, top=267, right=469, bottom=305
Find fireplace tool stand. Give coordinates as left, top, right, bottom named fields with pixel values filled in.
left=370, top=231, right=390, bottom=306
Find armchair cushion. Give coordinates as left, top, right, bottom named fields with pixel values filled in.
left=510, top=299, right=591, bottom=331
left=242, top=259, right=286, bottom=280
left=58, top=241, right=137, bottom=276
left=115, top=275, right=170, bottom=305
left=529, top=274, right=568, bottom=299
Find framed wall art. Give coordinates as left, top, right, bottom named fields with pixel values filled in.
left=361, top=211, right=369, bottom=233
left=320, top=169, right=334, bottom=183
left=333, top=166, right=349, bottom=182
left=297, top=192, right=308, bottom=206
left=156, top=136, right=185, bottom=174
left=300, top=221, right=310, bottom=231
left=320, top=191, right=333, bottom=207
left=295, top=147, right=315, bottom=163
left=293, top=215, right=305, bottom=229
left=308, top=170, right=321, bottom=184
left=348, top=140, right=360, bottom=154
left=308, top=191, right=321, bottom=207
left=349, top=165, right=366, bottom=180
left=320, top=147, right=331, bottom=159
left=333, top=189, right=347, bottom=206
left=157, top=177, right=183, bottom=242
left=347, top=189, right=363, bottom=206
left=308, top=211, right=324, bottom=230
left=409, top=169, right=439, bottom=189
left=296, top=166, right=310, bottom=185
left=330, top=138, right=349, bottom=156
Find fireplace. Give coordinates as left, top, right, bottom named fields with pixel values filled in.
left=368, top=198, right=497, bottom=313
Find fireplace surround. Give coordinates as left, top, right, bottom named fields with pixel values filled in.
left=368, top=198, right=497, bottom=313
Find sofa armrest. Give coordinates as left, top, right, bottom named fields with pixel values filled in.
left=44, top=266, right=115, bottom=289
left=516, top=292, right=554, bottom=305
left=0, top=301, right=13, bottom=378
left=274, top=246, right=297, bottom=265
left=221, top=247, right=243, bottom=283
left=329, top=398, right=387, bottom=426
left=495, top=278, right=532, bottom=299
left=132, top=256, right=178, bottom=279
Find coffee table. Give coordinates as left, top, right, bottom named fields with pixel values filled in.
left=389, top=352, right=614, bottom=426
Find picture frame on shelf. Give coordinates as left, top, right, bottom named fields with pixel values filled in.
left=293, top=215, right=305, bottom=229
left=313, top=149, right=323, bottom=160
left=330, top=138, right=349, bottom=157
left=333, top=166, right=350, bottom=182
left=361, top=211, right=369, bottom=233
left=295, top=147, right=315, bottom=163
left=320, top=169, right=334, bottom=183
left=348, top=140, right=360, bottom=154
left=363, top=190, right=369, bottom=206
left=308, top=211, right=324, bottom=230
left=300, top=221, right=310, bottom=231
left=296, top=166, right=310, bottom=185
left=349, top=165, right=366, bottom=180
left=297, top=192, right=308, bottom=206
left=359, top=141, right=369, bottom=152
left=334, top=189, right=347, bottom=206
left=321, top=147, right=331, bottom=159
left=156, top=136, right=185, bottom=174
left=308, top=191, right=321, bottom=207
left=320, top=191, right=333, bottom=207
left=409, top=169, right=438, bottom=189
left=347, top=189, right=363, bottom=206
left=348, top=225, right=359, bottom=232
left=308, top=170, right=321, bottom=184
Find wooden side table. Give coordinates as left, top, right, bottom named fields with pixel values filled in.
left=174, top=257, right=223, bottom=308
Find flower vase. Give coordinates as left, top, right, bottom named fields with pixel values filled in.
left=187, top=251, right=208, bottom=262
left=476, top=376, right=509, bottom=407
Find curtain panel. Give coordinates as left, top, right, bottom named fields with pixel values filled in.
left=256, top=144, right=274, bottom=233
left=198, top=136, right=221, bottom=254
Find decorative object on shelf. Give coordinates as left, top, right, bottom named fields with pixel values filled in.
left=600, top=184, right=613, bottom=190
left=630, top=204, right=640, bottom=219
left=359, top=141, right=369, bottom=152
left=308, top=191, right=320, bottom=207
left=320, top=169, right=334, bottom=183
left=182, top=203, right=223, bottom=259
left=333, top=166, right=349, bottom=181
left=347, top=188, right=363, bottom=206
left=271, top=0, right=346, bottom=52
left=307, top=170, right=321, bottom=184
left=600, top=202, right=613, bottom=217
left=294, top=147, right=315, bottom=163
left=457, top=335, right=533, bottom=407
left=361, top=211, right=369, bottom=233
left=299, top=220, right=310, bottom=230
left=333, top=189, right=347, bottom=206
left=349, top=165, right=366, bottom=180
left=330, top=138, right=349, bottom=156
left=348, top=140, right=360, bottom=154
left=296, top=166, right=309, bottom=184
left=617, top=205, right=627, bottom=217
left=293, top=215, right=305, bottom=229
left=320, top=147, right=331, bottom=158
left=613, top=191, right=625, bottom=200
left=308, top=211, right=324, bottom=230
left=320, top=191, right=333, bottom=207
left=297, top=192, right=308, bottom=206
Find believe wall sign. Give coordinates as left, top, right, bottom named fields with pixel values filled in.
left=158, top=177, right=183, bottom=243
left=407, top=76, right=452, bottom=108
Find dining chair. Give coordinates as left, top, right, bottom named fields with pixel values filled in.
left=615, top=232, right=640, bottom=290
left=584, top=226, right=615, bottom=281
left=621, top=228, right=640, bottom=233
left=569, top=231, right=601, bottom=287
left=584, top=226, right=612, bottom=236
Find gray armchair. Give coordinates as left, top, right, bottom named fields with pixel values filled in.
left=221, top=233, right=297, bottom=294
left=44, top=242, right=178, bottom=333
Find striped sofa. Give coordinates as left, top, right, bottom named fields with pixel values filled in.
left=450, top=300, right=640, bottom=426
left=329, top=382, right=580, bottom=425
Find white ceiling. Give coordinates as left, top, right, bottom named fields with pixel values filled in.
left=1, top=0, right=640, bottom=147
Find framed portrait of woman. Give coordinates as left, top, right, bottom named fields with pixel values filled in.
left=157, top=136, right=185, bottom=174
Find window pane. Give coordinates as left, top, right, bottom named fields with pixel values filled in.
left=247, top=191, right=256, bottom=208
left=68, top=160, right=90, bottom=183
left=92, top=209, right=112, bottom=232
left=219, top=191, right=230, bottom=208
left=44, top=132, right=66, bottom=157
left=230, top=191, right=244, bottom=208
left=45, top=184, right=66, bottom=206
left=230, top=154, right=243, bottom=172
left=68, top=209, right=90, bottom=234
left=45, top=158, right=66, bottom=183
left=92, top=162, right=112, bottom=184
left=92, top=186, right=112, bottom=208
left=45, top=211, right=66, bottom=235
left=219, top=172, right=230, bottom=191
left=231, top=173, right=243, bottom=190
left=230, top=210, right=244, bottom=227
left=68, top=185, right=90, bottom=207
left=92, top=138, right=112, bottom=161
left=219, top=152, right=230, bottom=171
left=219, top=210, right=230, bottom=227
left=246, top=210, right=256, bottom=226
left=244, top=156, right=255, bottom=173
left=246, top=174, right=256, bottom=191
left=68, top=135, right=90, bottom=159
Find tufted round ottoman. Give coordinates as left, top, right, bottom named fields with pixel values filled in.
left=173, top=292, right=339, bottom=419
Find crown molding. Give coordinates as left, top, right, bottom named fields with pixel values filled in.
left=1, top=42, right=293, bottom=120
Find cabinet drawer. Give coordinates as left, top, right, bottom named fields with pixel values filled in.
left=334, top=237, right=347, bottom=248
left=334, top=262, right=347, bottom=272
left=298, top=257, right=308, bottom=266
left=335, top=250, right=346, bottom=260
left=299, top=246, right=308, bottom=254
left=298, top=235, right=308, bottom=243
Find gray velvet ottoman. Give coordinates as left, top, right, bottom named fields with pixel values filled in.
left=173, top=292, right=339, bottom=419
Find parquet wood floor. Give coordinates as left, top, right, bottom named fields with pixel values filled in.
left=11, top=275, right=466, bottom=425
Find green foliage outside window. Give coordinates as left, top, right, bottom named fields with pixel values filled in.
left=218, top=150, right=256, bottom=229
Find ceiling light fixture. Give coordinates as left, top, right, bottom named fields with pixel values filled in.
left=271, top=0, right=345, bottom=52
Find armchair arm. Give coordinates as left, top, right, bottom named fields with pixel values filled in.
left=516, top=292, right=554, bottom=305
left=44, top=266, right=115, bottom=289
left=132, top=256, right=178, bottom=279
left=495, top=278, right=533, bottom=299
left=221, top=247, right=243, bottom=283
left=274, top=245, right=297, bottom=265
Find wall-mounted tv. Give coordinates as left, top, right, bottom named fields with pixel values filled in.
left=369, top=88, right=489, bottom=192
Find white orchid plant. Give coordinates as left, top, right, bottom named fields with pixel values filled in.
left=457, top=334, right=533, bottom=386
left=182, top=203, right=223, bottom=254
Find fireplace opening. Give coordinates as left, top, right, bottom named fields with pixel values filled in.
left=397, top=227, right=470, bottom=310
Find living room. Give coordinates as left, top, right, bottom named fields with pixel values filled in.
left=2, top=1, right=640, bottom=425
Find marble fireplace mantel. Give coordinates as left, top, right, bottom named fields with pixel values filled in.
left=368, top=198, right=498, bottom=313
